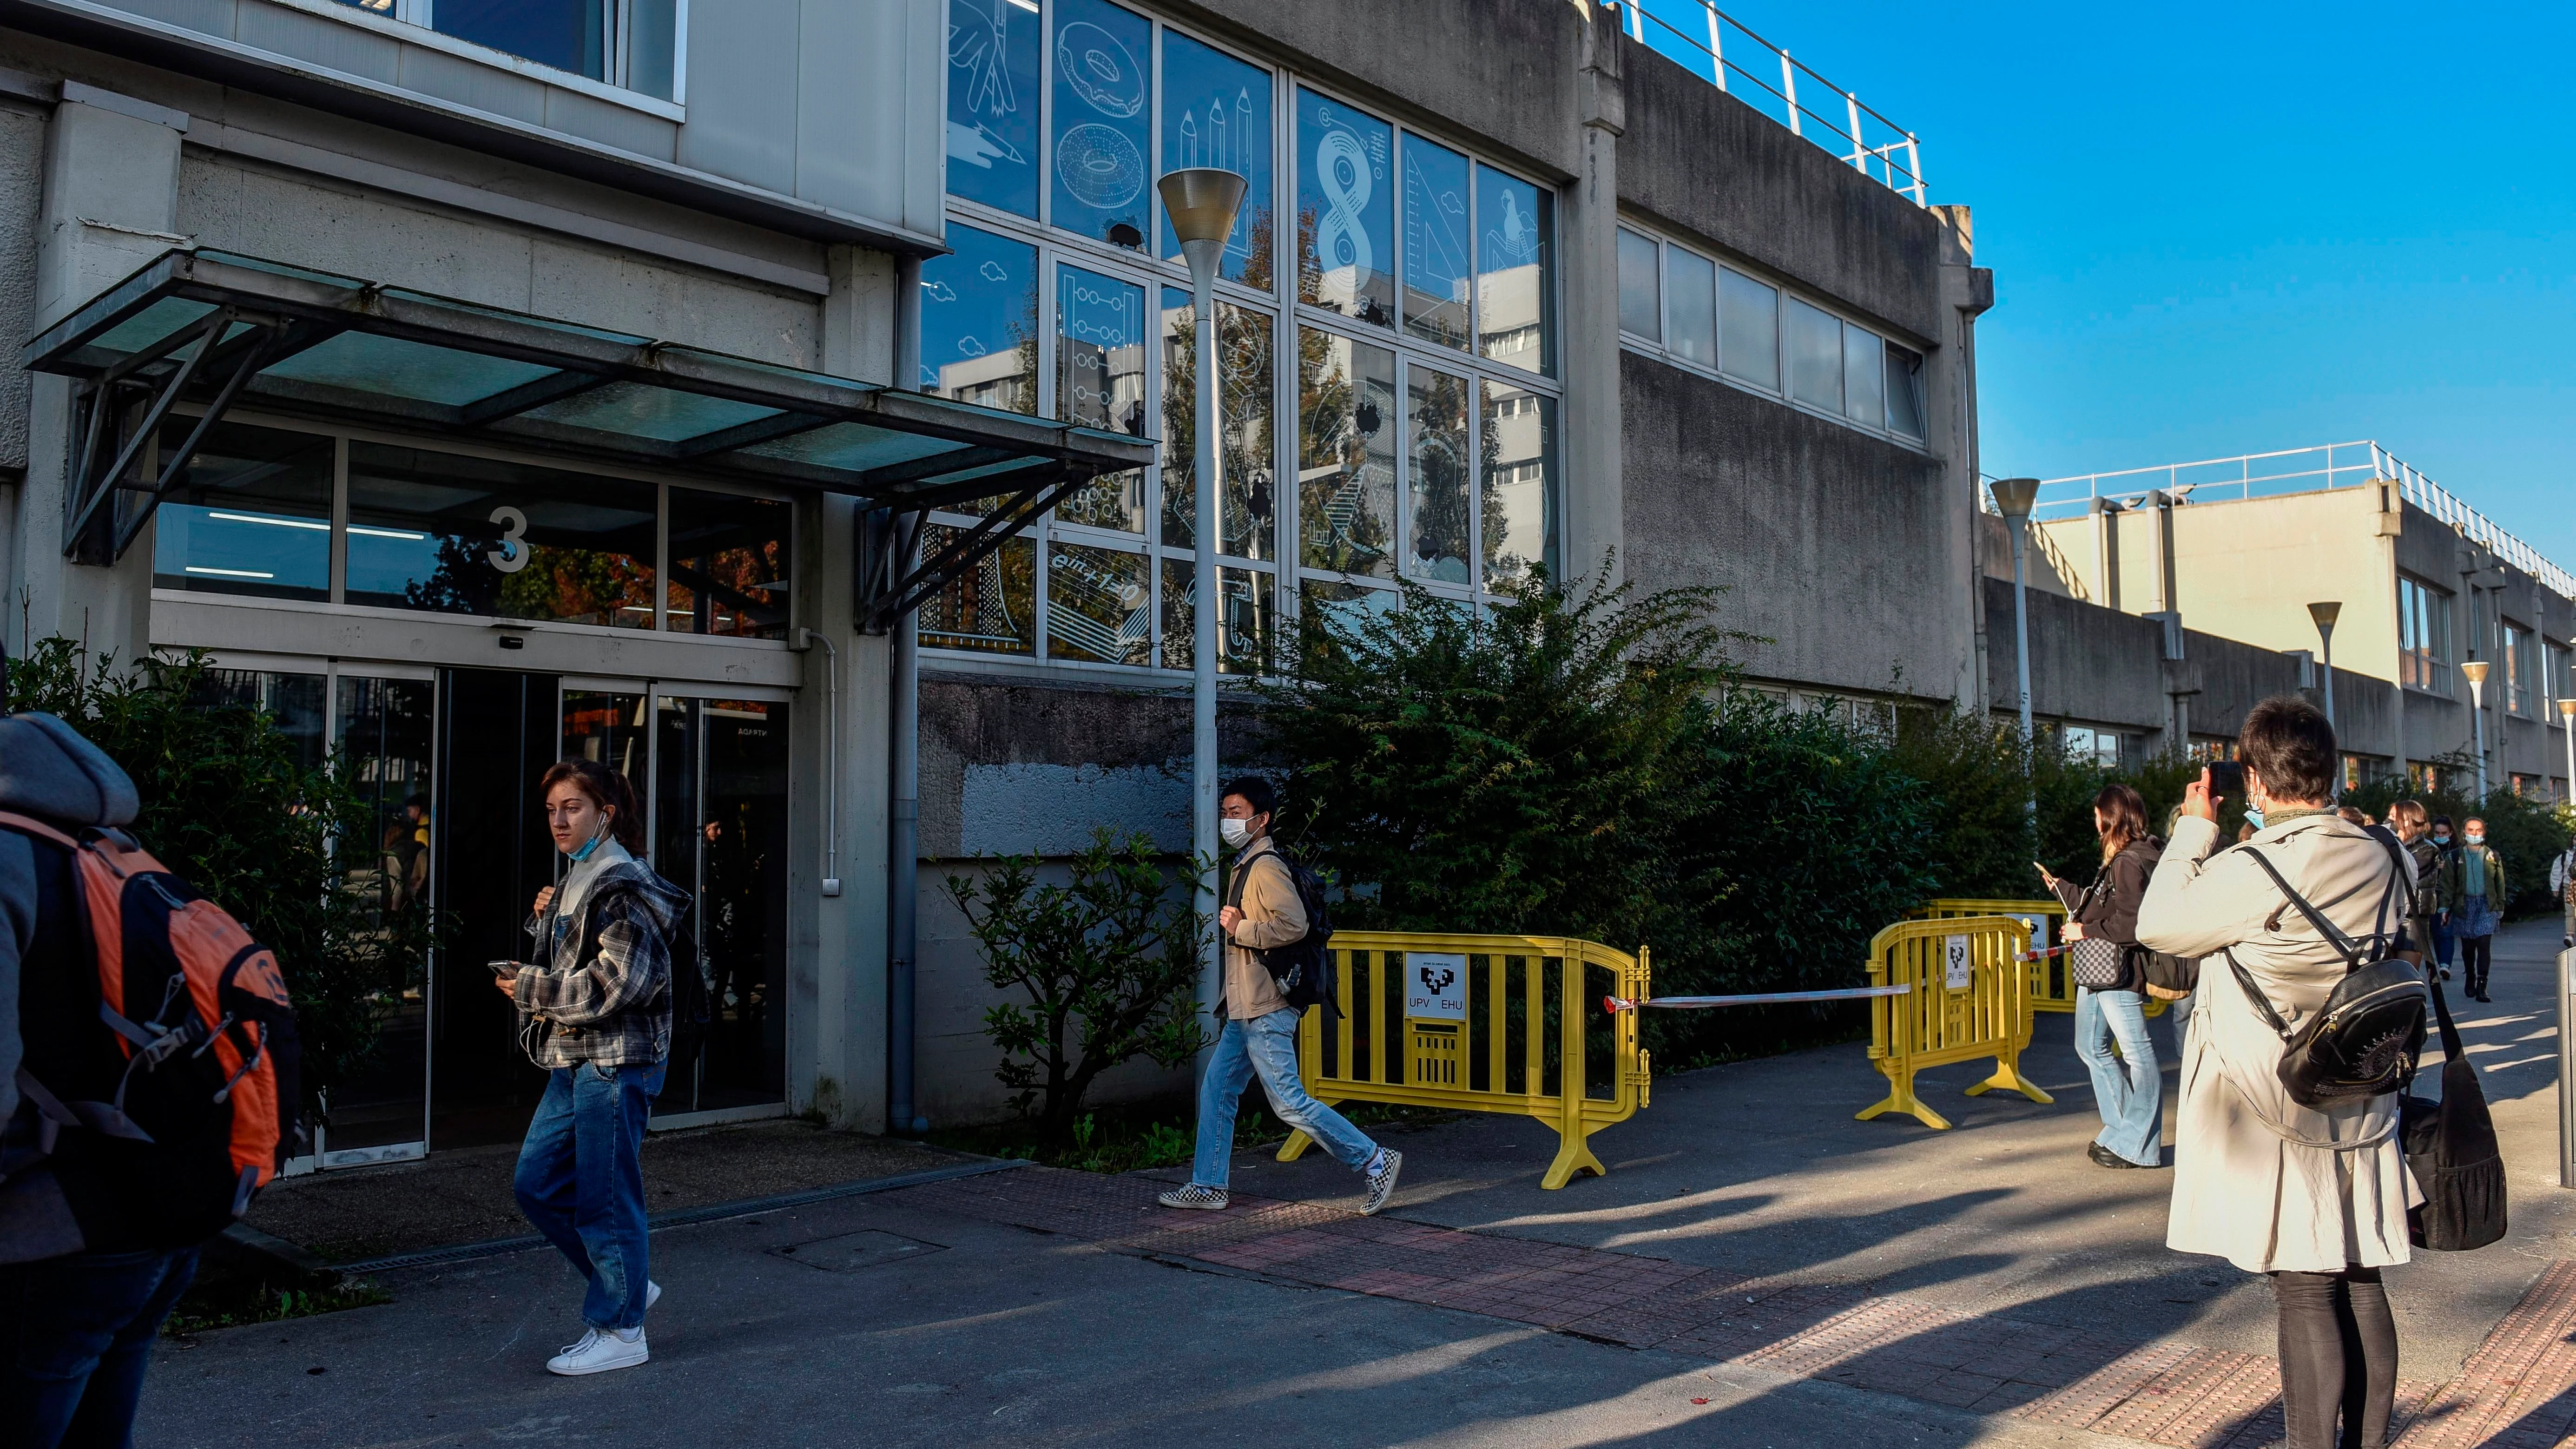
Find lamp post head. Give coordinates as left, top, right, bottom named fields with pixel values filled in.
left=1990, top=477, right=2041, bottom=522
left=1157, top=168, right=1245, bottom=289
left=2559, top=697, right=2575, bottom=720
left=2307, top=601, right=2342, bottom=632
left=2463, top=658, right=2489, bottom=703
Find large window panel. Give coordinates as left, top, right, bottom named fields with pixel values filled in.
left=1719, top=269, right=1779, bottom=390
left=920, top=224, right=1039, bottom=415
left=1664, top=248, right=1716, bottom=369
left=1161, top=560, right=1272, bottom=674
left=1475, top=165, right=1552, bottom=375
left=919, top=527, right=1036, bottom=656
left=1884, top=342, right=1928, bottom=438
left=1160, top=290, right=1276, bottom=560
left=150, top=420, right=333, bottom=602
left=1842, top=321, right=1885, bottom=429
left=1785, top=297, right=1843, bottom=413
left=1046, top=540, right=1152, bottom=666
left=1616, top=228, right=1660, bottom=340
left=1158, top=32, right=1274, bottom=288
left=1403, top=363, right=1471, bottom=585
left=1056, top=264, right=1149, bottom=533
left=433, top=0, right=603, bottom=79
left=345, top=444, right=654, bottom=626
left=1297, top=90, right=1394, bottom=327
left=946, top=0, right=1043, bottom=217
left=1480, top=381, right=1555, bottom=589
left=667, top=489, right=791, bottom=639
left=1400, top=134, right=1473, bottom=353
left=1296, top=328, right=1397, bottom=579
left=1049, top=0, right=1153, bottom=248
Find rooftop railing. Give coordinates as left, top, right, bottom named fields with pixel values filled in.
left=1992, top=442, right=2576, bottom=599
left=1614, top=0, right=1926, bottom=206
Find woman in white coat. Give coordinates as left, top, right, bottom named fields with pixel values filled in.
left=2136, top=696, right=2419, bottom=1449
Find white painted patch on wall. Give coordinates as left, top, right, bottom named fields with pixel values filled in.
left=959, top=761, right=1188, bottom=856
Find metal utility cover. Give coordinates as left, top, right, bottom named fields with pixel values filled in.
left=766, top=1229, right=947, bottom=1273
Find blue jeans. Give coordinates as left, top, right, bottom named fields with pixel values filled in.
left=514, top=1060, right=664, bottom=1331
left=1191, top=1008, right=1380, bottom=1191
left=2074, top=988, right=2161, bottom=1165
left=0, top=1245, right=199, bottom=1449
left=2431, top=914, right=2456, bottom=968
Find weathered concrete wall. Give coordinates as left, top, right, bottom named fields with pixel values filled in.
left=0, top=99, right=42, bottom=485
left=1976, top=513, right=2076, bottom=599
left=1616, top=41, right=1943, bottom=345
left=1622, top=352, right=1955, bottom=698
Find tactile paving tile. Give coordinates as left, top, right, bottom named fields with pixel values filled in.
left=2017, top=1340, right=2201, bottom=1429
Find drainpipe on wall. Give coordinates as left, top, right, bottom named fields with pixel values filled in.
left=888, top=253, right=928, bottom=1136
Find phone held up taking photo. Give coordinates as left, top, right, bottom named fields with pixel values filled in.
left=2206, top=760, right=2246, bottom=801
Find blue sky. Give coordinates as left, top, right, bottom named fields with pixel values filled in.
left=1686, top=0, right=2573, bottom=567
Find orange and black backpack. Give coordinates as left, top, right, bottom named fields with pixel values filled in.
left=1, top=810, right=302, bottom=1248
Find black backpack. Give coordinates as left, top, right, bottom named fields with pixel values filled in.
left=1225, top=845, right=1337, bottom=1014
left=2399, top=977, right=2505, bottom=1250
left=2225, top=832, right=2426, bottom=1110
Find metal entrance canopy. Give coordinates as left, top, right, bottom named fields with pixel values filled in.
left=23, top=248, right=1155, bottom=629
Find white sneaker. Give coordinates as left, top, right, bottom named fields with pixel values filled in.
left=547, top=1326, right=649, bottom=1376
left=645, top=1280, right=660, bottom=1313
left=1361, top=1150, right=1403, bottom=1216
left=1156, top=1183, right=1229, bottom=1211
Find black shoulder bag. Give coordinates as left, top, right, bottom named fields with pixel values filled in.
left=2225, top=834, right=2427, bottom=1109
left=2399, top=978, right=2506, bottom=1250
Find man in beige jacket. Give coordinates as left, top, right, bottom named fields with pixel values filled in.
left=1159, top=777, right=1402, bottom=1215
left=2138, top=695, right=2419, bottom=1449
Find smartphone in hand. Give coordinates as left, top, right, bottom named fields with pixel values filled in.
left=487, top=960, right=525, bottom=978
left=2207, top=760, right=2246, bottom=800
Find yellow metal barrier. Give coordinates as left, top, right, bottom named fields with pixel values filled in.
left=1911, top=897, right=2164, bottom=1018
left=1280, top=932, right=1650, bottom=1189
left=1857, top=916, right=2053, bottom=1130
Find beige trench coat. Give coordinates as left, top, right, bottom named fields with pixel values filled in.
left=2136, top=812, right=2423, bottom=1273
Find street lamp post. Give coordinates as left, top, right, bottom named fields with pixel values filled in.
left=2308, top=601, right=2342, bottom=731
left=2560, top=698, right=2576, bottom=804
left=1157, top=166, right=1247, bottom=1033
left=2464, top=659, right=2492, bottom=800
left=1990, top=479, right=2041, bottom=828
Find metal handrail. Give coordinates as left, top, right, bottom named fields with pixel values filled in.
left=1618, top=0, right=1925, bottom=206
left=1983, top=442, right=2575, bottom=599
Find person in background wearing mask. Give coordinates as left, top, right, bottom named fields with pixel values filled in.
left=1159, top=777, right=1403, bottom=1216
left=2439, top=817, right=2506, bottom=1003
left=2386, top=801, right=2440, bottom=975
left=2427, top=816, right=2459, bottom=980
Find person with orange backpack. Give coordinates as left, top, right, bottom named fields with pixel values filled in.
left=0, top=704, right=302, bottom=1448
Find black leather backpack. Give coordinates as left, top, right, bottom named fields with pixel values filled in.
left=2225, top=833, right=2426, bottom=1110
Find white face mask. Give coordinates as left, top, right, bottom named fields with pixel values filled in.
left=2464, top=833, right=2484, bottom=846
left=1219, top=817, right=1254, bottom=849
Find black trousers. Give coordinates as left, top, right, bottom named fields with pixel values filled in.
left=2272, top=1265, right=2397, bottom=1449
left=2459, top=935, right=2492, bottom=996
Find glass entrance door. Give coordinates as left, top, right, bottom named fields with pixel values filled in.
left=650, top=695, right=789, bottom=1118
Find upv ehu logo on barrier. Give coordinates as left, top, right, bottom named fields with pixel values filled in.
left=1406, top=952, right=1467, bottom=1021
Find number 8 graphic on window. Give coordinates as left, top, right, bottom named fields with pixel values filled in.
left=487, top=505, right=529, bottom=573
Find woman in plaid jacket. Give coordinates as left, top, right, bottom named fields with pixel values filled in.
left=496, top=758, right=689, bottom=1378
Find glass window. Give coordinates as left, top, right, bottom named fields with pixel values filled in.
left=1296, top=328, right=1397, bottom=579
left=1842, top=321, right=1884, bottom=429
left=919, top=224, right=1039, bottom=414
left=1475, top=165, right=1552, bottom=375
left=1785, top=297, right=1843, bottom=412
left=1049, top=0, right=1153, bottom=248
left=434, top=0, right=604, bottom=79
left=1298, top=577, right=1399, bottom=651
left=188, top=669, right=326, bottom=771
left=1664, top=248, right=1716, bottom=369
left=2398, top=575, right=2451, bottom=692
left=623, top=0, right=678, bottom=99
left=2550, top=642, right=2573, bottom=717
left=1161, top=560, right=1271, bottom=674
left=1160, top=291, right=1276, bottom=560
left=1404, top=364, right=1471, bottom=585
left=652, top=695, right=789, bottom=1116
left=1158, top=32, right=1273, bottom=288
left=1297, top=89, right=1394, bottom=327
left=561, top=689, right=650, bottom=780
left=2505, top=622, right=2534, bottom=715
left=345, top=443, right=655, bottom=626
left=667, top=489, right=791, bottom=639
left=1400, top=134, right=1473, bottom=353
left=919, top=527, right=1035, bottom=655
left=324, top=672, right=435, bottom=1152
left=946, top=0, right=1043, bottom=218
left=1615, top=228, right=1660, bottom=340
left=1719, top=268, right=1779, bottom=389
left=1046, top=540, right=1152, bottom=666
left=150, top=420, right=333, bottom=602
left=1055, top=264, right=1149, bottom=533
left=1480, top=381, right=1555, bottom=589
left=1884, top=341, right=1927, bottom=438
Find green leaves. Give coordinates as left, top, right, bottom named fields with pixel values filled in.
left=944, top=830, right=1208, bottom=1143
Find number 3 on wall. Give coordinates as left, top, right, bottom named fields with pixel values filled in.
left=487, top=506, right=529, bottom=573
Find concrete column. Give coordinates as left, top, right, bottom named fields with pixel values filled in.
left=14, top=86, right=188, bottom=667
left=1932, top=205, right=1990, bottom=712
left=1557, top=3, right=1625, bottom=586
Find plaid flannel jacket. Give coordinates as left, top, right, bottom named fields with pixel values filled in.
left=510, top=857, right=690, bottom=1070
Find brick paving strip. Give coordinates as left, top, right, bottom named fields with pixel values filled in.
left=893, top=1166, right=2576, bottom=1447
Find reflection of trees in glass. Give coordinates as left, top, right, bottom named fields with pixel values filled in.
left=401, top=535, right=501, bottom=615
left=1046, top=542, right=1150, bottom=665
left=498, top=546, right=654, bottom=627
left=670, top=537, right=787, bottom=638
left=1160, top=296, right=1274, bottom=560
left=1295, top=329, right=1394, bottom=577
left=1478, top=384, right=1552, bottom=588
left=1406, top=369, right=1471, bottom=583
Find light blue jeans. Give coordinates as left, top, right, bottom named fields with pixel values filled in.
left=514, top=1060, right=666, bottom=1331
left=2074, top=988, right=2161, bottom=1166
left=1190, top=1008, right=1379, bottom=1191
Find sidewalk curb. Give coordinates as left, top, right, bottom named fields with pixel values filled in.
left=331, top=1156, right=1032, bottom=1275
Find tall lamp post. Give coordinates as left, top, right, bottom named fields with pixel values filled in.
left=2463, top=659, right=2492, bottom=800
left=1990, top=478, right=2041, bottom=828
left=2559, top=697, right=2575, bottom=805
left=1157, top=166, right=1247, bottom=1032
left=2308, top=601, right=2341, bottom=731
